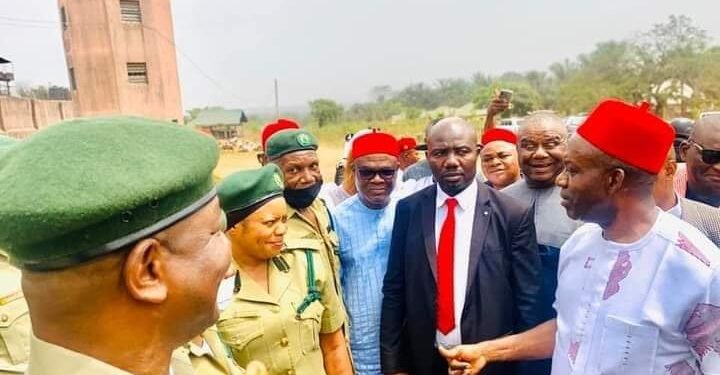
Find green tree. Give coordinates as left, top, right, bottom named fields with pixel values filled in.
left=309, top=99, right=343, bottom=127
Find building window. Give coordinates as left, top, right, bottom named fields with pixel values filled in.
left=120, top=0, right=142, bottom=23
left=60, top=6, right=69, bottom=29
left=127, top=63, right=148, bottom=84
left=68, top=67, right=77, bottom=91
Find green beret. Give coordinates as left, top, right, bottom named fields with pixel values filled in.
left=265, top=129, right=318, bottom=160
left=0, top=116, right=219, bottom=271
left=218, top=164, right=284, bottom=227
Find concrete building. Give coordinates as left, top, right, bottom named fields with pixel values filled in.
left=58, top=0, right=183, bottom=122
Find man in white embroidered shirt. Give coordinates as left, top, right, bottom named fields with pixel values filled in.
left=440, top=99, right=720, bottom=375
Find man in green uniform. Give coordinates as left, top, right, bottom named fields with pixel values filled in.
left=0, top=135, right=30, bottom=375
left=0, top=117, right=233, bottom=375
left=264, top=129, right=343, bottom=298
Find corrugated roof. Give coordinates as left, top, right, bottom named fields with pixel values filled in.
left=188, top=108, right=245, bottom=127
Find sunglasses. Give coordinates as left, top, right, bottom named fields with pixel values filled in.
left=357, top=168, right=397, bottom=180
left=689, top=140, right=720, bottom=165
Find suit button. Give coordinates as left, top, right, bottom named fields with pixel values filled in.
left=287, top=370, right=295, bottom=375
left=0, top=314, right=7, bottom=322
left=280, top=337, right=289, bottom=347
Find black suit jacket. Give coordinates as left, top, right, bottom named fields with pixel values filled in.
left=380, top=183, right=545, bottom=375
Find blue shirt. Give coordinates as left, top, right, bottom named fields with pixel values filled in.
left=335, top=196, right=396, bottom=375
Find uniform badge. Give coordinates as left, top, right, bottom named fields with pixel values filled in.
left=296, top=133, right=312, bottom=147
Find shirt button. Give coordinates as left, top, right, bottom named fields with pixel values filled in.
left=287, top=370, right=295, bottom=375
left=0, top=314, right=7, bottom=323
left=280, top=337, right=289, bottom=347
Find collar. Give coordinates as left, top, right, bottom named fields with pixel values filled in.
left=668, top=192, right=683, bottom=218
left=27, top=335, right=133, bottom=375
left=435, top=178, right=478, bottom=211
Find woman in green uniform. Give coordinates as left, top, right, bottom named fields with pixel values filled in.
left=216, top=164, right=352, bottom=375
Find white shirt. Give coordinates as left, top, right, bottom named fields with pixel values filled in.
left=434, top=179, right=478, bottom=348
left=552, top=210, right=720, bottom=375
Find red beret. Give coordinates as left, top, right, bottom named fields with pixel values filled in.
left=351, top=132, right=400, bottom=159
left=261, top=118, right=300, bottom=150
left=577, top=99, right=675, bottom=174
left=481, top=128, right=517, bottom=146
left=398, top=137, right=417, bottom=152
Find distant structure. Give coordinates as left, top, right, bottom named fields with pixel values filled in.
left=0, top=58, right=14, bottom=96
left=188, top=108, right=248, bottom=139
left=57, top=0, right=183, bottom=122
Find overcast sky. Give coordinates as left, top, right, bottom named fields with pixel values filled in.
left=2, top=0, right=719, bottom=111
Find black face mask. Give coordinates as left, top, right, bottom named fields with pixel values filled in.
left=284, top=182, right=322, bottom=209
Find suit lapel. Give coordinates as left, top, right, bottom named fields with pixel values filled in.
left=422, top=185, right=438, bottom=282
left=464, top=185, right=491, bottom=302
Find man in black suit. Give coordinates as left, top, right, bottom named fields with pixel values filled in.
left=381, top=117, right=546, bottom=375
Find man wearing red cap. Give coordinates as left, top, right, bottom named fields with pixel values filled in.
left=334, top=131, right=400, bottom=375
left=398, top=137, right=421, bottom=171
left=440, top=99, right=720, bottom=375
left=256, top=118, right=300, bottom=165
left=480, top=129, right=521, bottom=190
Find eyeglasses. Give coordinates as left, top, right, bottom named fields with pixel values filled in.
left=356, top=168, right=397, bottom=180
left=689, top=139, right=720, bottom=165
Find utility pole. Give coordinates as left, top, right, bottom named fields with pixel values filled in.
left=274, top=78, right=279, bottom=119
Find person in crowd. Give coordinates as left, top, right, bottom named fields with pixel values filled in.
left=440, top=99, right=720, bottom=375
left=381, top=117, right=545, bottom=375
left=321, top=129, right=373, bottom=208
left=256, top=118, right=301, bottom=166
left=653, top=148, right=720, bottom=247
left=482, top=95, right=511, bottom=133
left=334, top=132, right=400, bottom=375
left=479, top=128, right=521, bottom=189
left=265, top=128, right=343, bottom=298
left=397, top=137, right=420, bottom=174
left=0, top=135, right=30, bottom=375
left=501, top=113, right=582, bottom=373
left=0, top=117, right=234, bottom=375
left=670, top=117, right=694, bottom=162
left=401, top=121, right=440, bottom=184
left=173, top=327, right=259, bottom=375
left=677, top=114, right=720, bottom=207
left=217, top=164, right=351, bottom=375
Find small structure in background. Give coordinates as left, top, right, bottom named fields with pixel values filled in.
left=188, top=108, right=256, bottom=152
left=0, top=58, right=14, bottom=96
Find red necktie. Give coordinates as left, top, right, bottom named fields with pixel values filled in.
left=437, top=197, right=457, bottom=335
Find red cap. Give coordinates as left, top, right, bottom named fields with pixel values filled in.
left=398, top=137, right=417, bottom=152
left=481, top=128, right=517, bottom=146
left=261, top=118, right=300, bottom=150
left=577, top=99, right=675, bottom=174
left=351, top=131, right=400, bottom=159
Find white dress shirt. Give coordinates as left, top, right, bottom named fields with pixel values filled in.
left=552, top=210, right=720, bottom=374
left=434, top=179, right=478, bottom=348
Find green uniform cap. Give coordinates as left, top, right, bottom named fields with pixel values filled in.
left=218, top=164, right=285, bottom=227
left=0, top=116, right=219, bottom=271
left=265, top=129, right=318, bottom=160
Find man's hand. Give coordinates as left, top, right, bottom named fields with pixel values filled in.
left=245, top=360, right=268, bottom=375
left=439, top=344, right=488, bottom=375
left=486, top=98, right=510, bottom=118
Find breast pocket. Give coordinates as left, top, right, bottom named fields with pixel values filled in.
left=296, top=301, right=325, bottom=355
left=595, top=316, right=658, bottom=375
left=217, top=311, right=265, bottom=364
left=0, top=297, right=30, bottom=367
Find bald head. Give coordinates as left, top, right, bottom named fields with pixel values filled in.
left=428, top=117, right=477, bottom=141
left=518, top=113, right=568, bottom=138
left=692, top=115, right=720, bottom=143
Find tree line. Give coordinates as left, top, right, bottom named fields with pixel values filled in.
left=309, top=15, right=720, bottom=126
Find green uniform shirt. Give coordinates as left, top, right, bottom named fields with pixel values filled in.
left=0, top=258, right=30, bottom=374
left=173, top=327, right=245, bottom=375
left=285, top=199, right=342, bottom=299
left=217, top=241, right=345, bottom=375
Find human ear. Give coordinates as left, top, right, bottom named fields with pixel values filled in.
left=606, top=168, right=626, bottom=194
left=123, top=238, right=168, bottom=304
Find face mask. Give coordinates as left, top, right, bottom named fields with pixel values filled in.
left=284, top=182, right=322, bottom=209
left=216, top=276, right=235, bottom=312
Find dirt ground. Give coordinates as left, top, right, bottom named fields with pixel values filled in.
left=215, top=144, right=346, bottom=182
